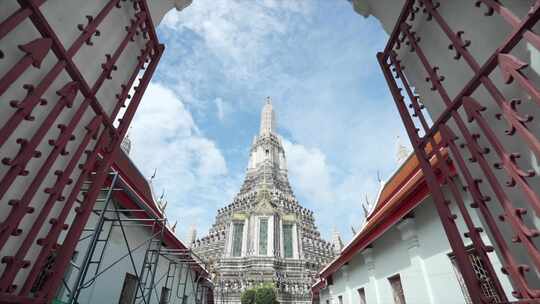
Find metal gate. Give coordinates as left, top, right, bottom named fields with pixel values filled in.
left=378, top=0, right=540, bottom=303
left=0, top=0, right=163, bottom=302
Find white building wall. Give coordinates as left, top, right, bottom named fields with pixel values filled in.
left=57, top=197, right=205, bottom=304
left=319, top=190, right=514, bottom=304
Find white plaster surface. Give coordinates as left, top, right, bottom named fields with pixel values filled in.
left=319, top=192, right=514, bottom=304
left=0, top=0, right=191, bottom=293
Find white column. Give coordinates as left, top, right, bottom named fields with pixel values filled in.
left=279, top=219, right=284, bottom=258
left=242, top=219, right=248, bottom=257
left=396, top=218, right=435, bottom=304
left=226, top=222, right=234, bottom=257
left=253, top=215, right=259, bottom=256
left=268, top=216, right=274, bottom=256
left=361, top=248, right=380, bottom=304
left=342, top=265, right=353, bottom=304
left=292, top=223, right=299, bottom=258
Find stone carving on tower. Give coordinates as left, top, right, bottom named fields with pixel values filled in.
left=192, top=98, right=336, bottom=304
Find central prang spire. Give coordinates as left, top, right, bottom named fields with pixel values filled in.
left=192, top=97, right=337, bottom=304
left=260, top=96, right=276, bottom=135
left=241, top=98, right=292, bottom=195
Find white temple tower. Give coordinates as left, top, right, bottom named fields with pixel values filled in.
left=193, top=99, right=336, bottom=304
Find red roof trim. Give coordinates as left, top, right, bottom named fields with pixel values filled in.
left=319, top=175, right=429, bottom=279
left=110, top=150, right=209, bottom=277
left=111, top=150, right=162, bottom=215
left=317, top=149, right=453, bottom=281
left=366, top=158, right=418, bottom=221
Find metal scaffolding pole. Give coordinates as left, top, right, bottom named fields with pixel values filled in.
left=55, top=168, right=211, bottom=304
left=63, top=170, right=167, bottom=304
left=68, top=171, right=119, bottom=303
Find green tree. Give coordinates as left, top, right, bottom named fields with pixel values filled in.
left=254, top=285, right=277, bottom=304
left=241, top=288, right=256, bottom=304
left=241, top=285, right=278, bottom=304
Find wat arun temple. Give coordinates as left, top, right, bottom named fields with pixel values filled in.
left=192, top=99, right=339, bottom=304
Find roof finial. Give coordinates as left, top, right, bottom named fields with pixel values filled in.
left=396, top=135, right=411, bottom=164
left=362, top=194, right=370, bottom=218
left=332, top=227, right=344, bottom=253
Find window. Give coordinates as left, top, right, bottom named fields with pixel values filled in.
left=448, top=247, right=503, bottom=303
left=388, top=274, right=406, bottom=304
left=358, top=288, right=366, bottom=304
left=259, top=218, right=268, bottom=255
left=119, top=273, right=138, bottom=304
left=232, top=222, right=244, bottom=257
left=160, top=286, right=171, bottom=304
left=338, top=295, right=343, bottom=304
left=283, top=223, right=293, bottom=258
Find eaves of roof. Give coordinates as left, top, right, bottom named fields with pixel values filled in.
left=316, top=142, right=448, bottom=282
left=109, top=150, right=210, bottom=277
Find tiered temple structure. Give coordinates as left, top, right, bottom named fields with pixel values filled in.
left=192, top=98, right=337, bottom=304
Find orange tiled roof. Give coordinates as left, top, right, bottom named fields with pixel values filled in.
left=315, top=133, right=446, bottom=283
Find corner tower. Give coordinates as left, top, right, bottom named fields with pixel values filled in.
left=193, top=98, right=335, bottom=304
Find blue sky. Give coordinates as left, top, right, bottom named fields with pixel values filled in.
left=129, top=0, right=411, bottom=244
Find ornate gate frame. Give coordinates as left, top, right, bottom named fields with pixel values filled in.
left=378, top=0, right=540, bottom=303
left=0, top=0, right=163, bottom=302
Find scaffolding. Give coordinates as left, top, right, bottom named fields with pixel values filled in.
left=57, top=170, right=210, bottom=304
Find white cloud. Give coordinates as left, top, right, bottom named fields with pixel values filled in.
left=214, top=97, right=232, bottom=122
left=283, top=138, right=382, bottom=239
left=129, top=83, right=230, bottom=235
left=283, top=139, right=333, bottom=203
left=162, top=0, right=311, bottom=81
left=153, top=0, right=402, bottom=242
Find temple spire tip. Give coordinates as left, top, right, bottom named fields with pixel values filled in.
left=260, top=97, right=276, bottom=135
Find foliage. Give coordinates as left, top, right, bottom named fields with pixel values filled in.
left=254, top=285, right=277, bottom=304
left=241, top=288, right=256, bottom=304
left=241, top=284, right=278, bottom=304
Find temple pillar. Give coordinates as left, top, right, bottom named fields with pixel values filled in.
left=360, top=248, right=380, bottom=304
left=242, top=219, right=248, bottom=257
left=341, top=264, right=354, bottom=304
left=396, top=218, right=435, bottom=304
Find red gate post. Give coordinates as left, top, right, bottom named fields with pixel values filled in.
left=0, top=0, right=165, bottom=302
left=377, top=0, right=540, bottom=302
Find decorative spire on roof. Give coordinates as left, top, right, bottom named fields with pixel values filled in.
left=188, top=224, right=197, bottom=247
left=158, top=195, right=167, bottom=214
left=396, top=135, right=411, bottom=165
left=332, top=227, right=344, bottom=254
left=361, top=194, right=371, bottom=219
